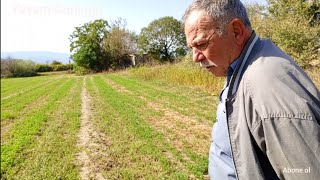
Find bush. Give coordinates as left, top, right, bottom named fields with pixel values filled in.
left=1, top=59, right=15, bottom=77
left=74, top=65, right=91, bottom=75
left=52, top=64, right=73, bottom=71
left=35, top=64, right=54, bottom=72
left=15, top=60, right=38, bottom=77
left=1, top=59, right=37, bottom=78
left=36, top=64, right=73, bottom=72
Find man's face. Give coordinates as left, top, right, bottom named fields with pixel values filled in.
left=184, top=11, right=239, bottom=77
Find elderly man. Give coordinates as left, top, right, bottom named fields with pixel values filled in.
left=183, top=0, right=320, bottom=179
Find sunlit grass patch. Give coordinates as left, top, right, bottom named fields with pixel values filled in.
left=4, top=77, right=83, bottom=179
left=1, top=77, right=76, bottom=178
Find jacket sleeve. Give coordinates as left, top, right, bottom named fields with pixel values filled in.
left=252, top=117, right=320, bottom=180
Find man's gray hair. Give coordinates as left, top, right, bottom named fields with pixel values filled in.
left=183, top=0, right=251, bottom=29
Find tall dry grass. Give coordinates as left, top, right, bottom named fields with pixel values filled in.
left=128, top=59, right=319, bottom=94
left=307, top=67, right=320, bottom=89
left=128, top=60, right=224, bottom=95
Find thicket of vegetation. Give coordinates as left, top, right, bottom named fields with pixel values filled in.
left=1, top=59, right=37, bottom=78
left=35, top=61, right=73, bottom=72
left=1, top=59, right=73, bottom=78
left=247, top=0, right=319, bottom=67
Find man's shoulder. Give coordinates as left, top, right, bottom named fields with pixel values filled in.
left=244, top=38, right=311, bottom=88
left=240, top=40, right=319, bottom=117
left=245, top=46, right=297, bottom=89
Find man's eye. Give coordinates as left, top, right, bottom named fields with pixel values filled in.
left=197, top=43, right=208, bottom=50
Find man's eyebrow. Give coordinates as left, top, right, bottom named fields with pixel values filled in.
left=187, top=40, right=193, bottom=49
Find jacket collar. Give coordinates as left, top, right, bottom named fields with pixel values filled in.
left=228, top=31, right=260, bottom=97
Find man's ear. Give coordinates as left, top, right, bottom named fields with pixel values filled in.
left=229, top=18, right=247, bottom=46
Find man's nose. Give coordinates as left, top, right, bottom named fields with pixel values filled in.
left=193, top=48, right=205, bottom=62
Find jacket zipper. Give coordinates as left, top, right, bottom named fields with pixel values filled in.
left=226, top=98, right=239, bottom=179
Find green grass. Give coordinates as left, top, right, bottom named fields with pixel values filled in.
left=87, top=75, right=191, bottom=179
left=0, top=69, right=220, bottom=179
left=1, top=75, right=58, bottom=98
left=1, top=61, right=318, bottom=179
left=1, top=76, right=79, bottom=178
left=86, top=74, right=215, bottom=178
left=4, top=77, right=83, bottom=179
left=13, top=62, right=320, bottom=179
left=105, top=74, right=216, bottom=122
left=1, top=77, right=66, bottom=121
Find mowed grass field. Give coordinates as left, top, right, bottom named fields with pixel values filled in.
left=1, top=71, right=217, bottom=179
left=1, top=66, right=319, bottom=179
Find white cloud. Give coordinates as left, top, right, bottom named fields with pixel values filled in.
left=1, top=0, right=103, bottom=53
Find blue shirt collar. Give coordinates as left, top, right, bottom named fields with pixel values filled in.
left=226, top=58, right=239, bottom=83
left=229, top=58, right=239, bottom=71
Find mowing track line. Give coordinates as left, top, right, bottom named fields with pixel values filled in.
left=77, top=77, right=109, bottom=180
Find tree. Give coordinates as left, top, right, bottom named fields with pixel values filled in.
left=103, top=18, right=138, bottom=69
left=307, top=0, right=320, bottom=26
left=138, top=16, right=187, bottom=63
left=246, top=3, right=269, bottom=37
left=247, top=0, right=319, bottom=67
left=69, top=19, right=110, bottom=72
left=51, top=60, right=62, bottom=65
left=268, top=0, right=319, bottom=26
left=267, top=0, right=320, bottom=67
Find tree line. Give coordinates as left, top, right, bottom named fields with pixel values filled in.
left=70, top=0, right=319, bottom=74
left=1, top=0, right=318, bottom=78
left=69, top=17, right=187, bottom=74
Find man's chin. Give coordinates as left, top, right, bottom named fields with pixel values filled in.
left=207, top=67, right=226, bottom=77
left=211, top=72, right=225, bottom=77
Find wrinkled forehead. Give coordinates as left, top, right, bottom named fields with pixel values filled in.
left=184, top=11, right=216, bottom=44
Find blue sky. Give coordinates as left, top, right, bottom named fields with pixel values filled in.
left=1, top=0, right=267, bottom=53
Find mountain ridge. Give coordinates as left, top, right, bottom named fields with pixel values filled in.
left=1, top=51, right=72, bottom=64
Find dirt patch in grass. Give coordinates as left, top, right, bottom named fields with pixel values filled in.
left=147, top=102, right=212, bottom=156
left=102, top=77, right=134, bottom=95
left=76, top=79, right=111, bottom=180
left=1, top=120, right=14, bottom=145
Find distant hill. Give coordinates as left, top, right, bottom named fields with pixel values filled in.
left=1, top=51, right=72, bottom=64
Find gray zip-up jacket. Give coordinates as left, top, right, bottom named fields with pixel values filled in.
left=227, top=32, right=320, bottom=180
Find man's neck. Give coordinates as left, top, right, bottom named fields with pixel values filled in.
left=241, top=29, right=254, bottom=52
